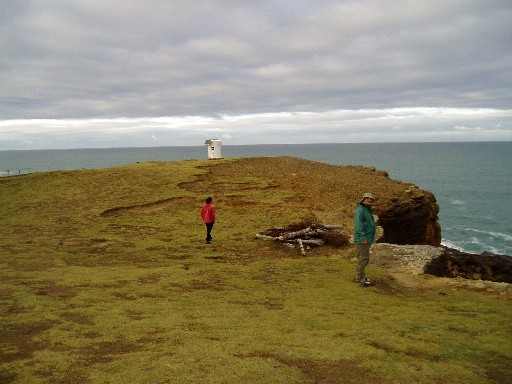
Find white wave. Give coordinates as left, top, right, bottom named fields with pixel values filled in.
left=465, top=228, right=512, bottom=242
left=467, top=236, right=487, bottom=247
left=450, top=199, right=465, bottom=206
left=441, top=240, right=465, bottom=251
left=441, top=238, right=508, bottom=255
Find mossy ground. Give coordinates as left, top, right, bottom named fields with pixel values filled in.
left=1, top=157, right=511, bottom=383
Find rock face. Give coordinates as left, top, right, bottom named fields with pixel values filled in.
left=375, top=187, right=441, bottom=247
left=425, top=247, right=512, bottom=283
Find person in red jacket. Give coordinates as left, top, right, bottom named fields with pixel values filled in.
left=200, top=197, right=216, bottom=244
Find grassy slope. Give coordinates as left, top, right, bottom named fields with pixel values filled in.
left=0, top=158, right=511, bottom=384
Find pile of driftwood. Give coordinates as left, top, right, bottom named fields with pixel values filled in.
left=256, top=224, right=347, bottom=255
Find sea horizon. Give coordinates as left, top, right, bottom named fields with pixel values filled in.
left=1, top=139, right=510, bottom=152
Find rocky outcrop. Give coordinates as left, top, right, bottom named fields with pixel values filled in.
left=371, top=243, right=444, bottom=275
left=371, top=244, right=512, bottom=284
left=375, top=186, right=441, bottom=247
left=425, top=247, right=512, bottom=283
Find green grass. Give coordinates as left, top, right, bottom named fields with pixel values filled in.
left=1, top=159, right=511, bottom=383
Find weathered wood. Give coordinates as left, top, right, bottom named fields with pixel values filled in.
left=255, top=233, right=278, bottom=240
left=257, top=223, right=347, bottom=253
left=301, top=239, right=325, bottom=246
left=286, top=239, right=325, bottom=246
left=277, top=227, right=312, bottom=241
left=306, top=229, right=327, bottom=238
left=297, top=239, right=306, bottom=255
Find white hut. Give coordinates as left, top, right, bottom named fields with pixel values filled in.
left=204, top=139, right=222, bottom=159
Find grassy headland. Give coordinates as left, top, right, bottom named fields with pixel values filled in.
left=1, top=157, right=511, bottom=383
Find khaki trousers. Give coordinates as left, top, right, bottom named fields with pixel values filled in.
left=355, top=243, right=371, bottom=280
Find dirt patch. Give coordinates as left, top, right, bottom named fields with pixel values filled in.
left=80, top=337, right=143, bottom=365
left=137, top=273, right=164, bottom=284
left=0, top=370, right=17, bottom=384
left=34, top=367, right=91, bottom=384
left=369, top=341, right=438, bottom=361
left=238, top=352, right=391, bottom=384
left=485, top=362, right=512, bottom=384
left=285, top=357, right=390, bottom=384
left=204, top=255, right=229, bottom=263
left=32, top=281, right=77, bottom=299
left=100, top=196, right=197, bottom=216
left=0, top=320, right=56, bottom=363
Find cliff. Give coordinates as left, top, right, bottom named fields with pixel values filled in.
left=194, top=157, right=442, bottom=247
left=191, top=157, right=511, bottom=285
left=374, top=187, right=441, bottom=246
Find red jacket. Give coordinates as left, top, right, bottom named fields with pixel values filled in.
left=200, top=203, right=216, bottom=224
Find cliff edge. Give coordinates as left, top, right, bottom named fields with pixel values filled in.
left=194, top=156, right=442, bottom=247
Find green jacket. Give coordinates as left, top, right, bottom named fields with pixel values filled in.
left=353, top=203, right=376, bottom=244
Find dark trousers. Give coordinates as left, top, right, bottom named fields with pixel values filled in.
left=355, top=243, right=371, bottom=280
left=205, top=222, right=214, bottom=242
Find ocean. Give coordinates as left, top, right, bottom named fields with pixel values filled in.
left=1, top=142, right=511, bottom=256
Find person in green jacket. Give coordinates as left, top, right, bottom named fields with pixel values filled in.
left=354, top=192, right=376, bottom=286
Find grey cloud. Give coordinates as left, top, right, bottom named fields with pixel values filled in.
left=0, top=1, right=511, bottom=148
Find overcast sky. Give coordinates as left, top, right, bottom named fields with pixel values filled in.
left=1, top=0, right=511, bottom=150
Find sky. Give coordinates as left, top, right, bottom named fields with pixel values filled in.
left=1, top=0, right=511, bottom=150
